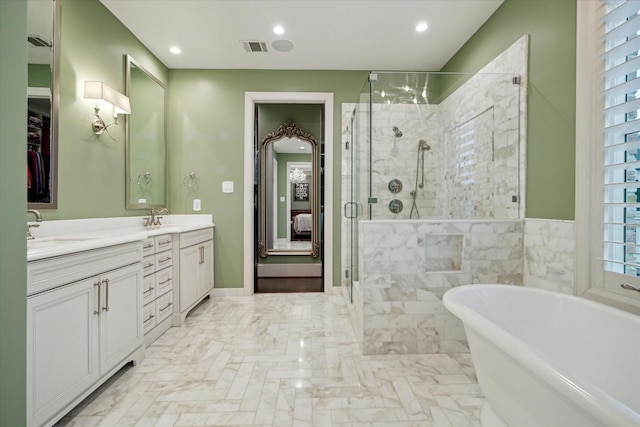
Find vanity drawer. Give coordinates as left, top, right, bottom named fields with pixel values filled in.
left=154, top=234, right=173, bottom=253
left=155, top=252, right=173, bottom=271
left=142, top=275, right=156, bottom=305
left=143, top=301, right=157, bottom=334
left=155, top=292, right=174, bottom=323
left=28, top=242, right=142, bottom=296
left=142, top=238, right=155, bottom=256
left=143, top=254, right=156, bottom=276
left=179, top=228, right=213, bottom=248
left=155, top=268, right=173, bottom=297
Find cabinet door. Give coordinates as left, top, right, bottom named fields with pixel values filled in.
left=179, top=244, right=200, bottom=312
left=99, top=263, right=143, bottom=376
left=199, top=239, right=214, bottom=296
left=27, top=278, right=99, bottom=427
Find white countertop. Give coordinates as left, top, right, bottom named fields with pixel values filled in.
left=27, top=215, right=214, bottom=261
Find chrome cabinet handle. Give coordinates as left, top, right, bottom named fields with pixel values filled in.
left=158, top=256, right=171, bottom=263
left=143, top=313, right=155, bottom=324
left=94, top=281, right=101, bottom=315
left=159, top=302, right=173, bottom=312
left=621, top=283, right=640, bottom=292
left=158, top=278, right=172, bottom=285
left=144, top=262, right=155, bottom=269
left=102, top=278, right=110, bottom=312
left=143, top=287, right=154, bottom=295
left=158, top=239, right=171, bottom=246
left=143, top=243, right=153, bottom=249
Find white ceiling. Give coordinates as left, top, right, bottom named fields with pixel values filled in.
left=99, top=0, right=504, bottom=71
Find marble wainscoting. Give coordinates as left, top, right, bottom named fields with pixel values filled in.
left=349, top=220, right=524, bottom=355
left=523, top=218, right=576, bottom=295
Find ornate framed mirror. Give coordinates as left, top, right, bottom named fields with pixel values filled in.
left=259, top=121, right=319, bottom=257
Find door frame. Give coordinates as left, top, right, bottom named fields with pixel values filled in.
left=243, top=92, right=334, bottom=295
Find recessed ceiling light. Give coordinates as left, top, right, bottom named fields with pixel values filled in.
left=416, top=22, right=428, bottom=32
left=169, top=46, right=182, bottom=54
left=273, top=25, right=285, bottom=35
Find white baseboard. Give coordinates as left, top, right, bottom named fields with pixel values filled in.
left=213, top=287, right=251, bottom=296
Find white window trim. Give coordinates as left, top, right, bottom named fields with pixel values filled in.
left=575, top=0, right=640, bottom=314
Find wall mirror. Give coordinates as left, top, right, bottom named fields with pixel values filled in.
left=27, top=0, right=59, bottom=208
left=260, top=121, right=319, bottom=257
left=125, top=55, right=167, bottom=209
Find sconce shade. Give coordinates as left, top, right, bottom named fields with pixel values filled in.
left=84, top=81, right=131, bottom=114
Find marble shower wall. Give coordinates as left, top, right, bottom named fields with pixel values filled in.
left=355, top=220, right=524, bottom=355
left=369, top=103, right=439, bottom=220
left=523, top=219, right=576, bottom=295
left=437, top=35, right=528, bottom=219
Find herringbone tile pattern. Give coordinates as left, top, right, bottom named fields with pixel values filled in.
left=57, top=293, right=485, bottom=426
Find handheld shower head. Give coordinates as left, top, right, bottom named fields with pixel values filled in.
left=392, top=126, right=403, bottom=138
left=418, top=139, right=431, bottom=151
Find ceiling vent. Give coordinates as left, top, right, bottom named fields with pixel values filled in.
left=241, top=41, right=268, bottom=53
left=28, top=35, right=52, bottom=48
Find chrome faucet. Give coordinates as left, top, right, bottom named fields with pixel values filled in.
left=27, top=209, right=43, bottom=240
left=143, top=208, right=169, bottom=229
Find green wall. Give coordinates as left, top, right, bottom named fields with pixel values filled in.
left=0, top=1, right=27, bottom=424
left=440, top=0, right=577, bottom=220
left=168, top=70, right=367, bottom=287
left=28, top=63, right=52, bottom=88
left=49, top=0, right=168, bottom=220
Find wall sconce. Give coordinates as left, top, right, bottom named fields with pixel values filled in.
left=83, top=81, right=131, bottom=136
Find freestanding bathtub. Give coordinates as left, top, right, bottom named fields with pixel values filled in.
left=443, top=284, right=640, bottom=427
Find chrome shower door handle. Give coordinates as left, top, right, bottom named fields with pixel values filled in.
left=343, top=202, right=358, bottom=219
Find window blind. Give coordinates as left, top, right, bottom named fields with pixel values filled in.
left=602, top=0, right=640, bottom=281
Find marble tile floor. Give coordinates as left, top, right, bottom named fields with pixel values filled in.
left=56, top=293, right=485, bottom=427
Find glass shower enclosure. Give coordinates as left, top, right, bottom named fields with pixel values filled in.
left=343, top=71, right=523, bottom=300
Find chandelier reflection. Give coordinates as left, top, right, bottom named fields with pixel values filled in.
left=289, top=167, right=306, bottom=183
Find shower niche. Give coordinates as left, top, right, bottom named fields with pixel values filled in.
left=424, top=234, right=463, bottom=272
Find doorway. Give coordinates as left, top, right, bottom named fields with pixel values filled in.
left=254, top=107, right=323, bottom=293
left=243, top=92, right=334, bottom=295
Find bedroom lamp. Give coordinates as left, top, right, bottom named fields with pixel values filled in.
left=84, top=81, right=131, bottom=136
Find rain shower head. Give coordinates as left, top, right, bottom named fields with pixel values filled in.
left=392, top=126, right=403, bottom=138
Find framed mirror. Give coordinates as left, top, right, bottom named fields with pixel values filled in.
left=259, top=121, right=319, bottom=257
left=125, top=55, right=167, bottom=209
left=27, top=0, right=59, bottom=208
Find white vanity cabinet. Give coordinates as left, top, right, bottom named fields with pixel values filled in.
left=174, top=227, right=214, bottom=326
left=27, top=242, right=143, bottom=427
left=141, top=234, right=174, bottom=346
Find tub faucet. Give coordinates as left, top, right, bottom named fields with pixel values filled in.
left=27, top=209, right=43, bottom=240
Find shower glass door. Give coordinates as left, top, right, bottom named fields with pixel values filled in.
left=344, top=81, right=371, bottom=302
left=346, top=111, right=358, bottom=302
